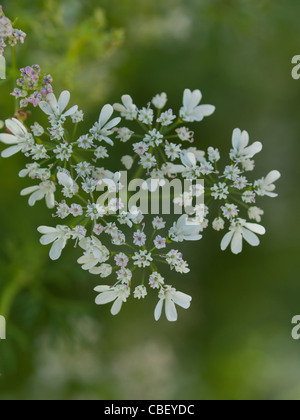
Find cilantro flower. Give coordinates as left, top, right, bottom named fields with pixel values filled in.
left=0, top=118, right=34, bottom=158
left=221, top=219, right=266, bottom=254
left=39, top=90, right=78, bottom=119
left=38, top=225, right=71, bottom=260
left=230, top=128, right=263, bottom=162
left=154, top=286, right=192, bottom=322
left=94, top=285, right=130, bottom=315
left=90, top=104, right=121, bottom=146
left=180, top=89, right=215, bottom=122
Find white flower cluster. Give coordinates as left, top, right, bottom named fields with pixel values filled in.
left=0, top=86, right=281, bottom=322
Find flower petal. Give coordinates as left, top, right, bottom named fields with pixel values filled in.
left=6, top=118, right=27, bottom=137
left=193, top=104, right=215, bottom=121
left=21, top=186, right=40, bottom=196
left=58, top=91, right=70, bottom=113
left=183, top=89, right=192, bottom=110
left=244, top=141, right=263, bottom=158
left=49, top=237, right=67, bottom=261
left=154, top=299, right=164, bottom=321
left=38, top=226, right=58, bottom=234
left=63, top=105, right=78, bottom=117
left=40, top=233, right=59, bottom=245
left=221, top=230, right=234, bottom=251
left=1, top=144, right=23, bottom=158
left=99, top=104, right=114, bottom=127
left=94, top=285, right=111, bottom=293
left=95, top=290, right=118, bottom=305
left=103, top=117, right=121, bottom=131
left=57, top=172, right=73, bottom=188
left=172, top=291, right=192, bottom=309
left=28, top=190, right=44, bottom=206
left=244, top=223, right=266, bottom=235
left=0, top=133, right=18, bottom=144
left=265, top=170, right=281, bottom=185
left=231, top=231, right=243, bottom=254
left=189, top=89, right=202, bottom=110
left=111, top=297, right=123, bottom=316
left=232, top=128, right=242, bottom=150
left=46, top=192, right=55, bottom=209
left=165, top=297, right=178, bottom=322
left=39, top=101, right=54, bottom=116
left=242, top=228, right=260, bottom=246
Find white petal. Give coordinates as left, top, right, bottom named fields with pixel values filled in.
left=193, top=104, right=215, bottom=120
left=96, top=291, right=118, bottom=305
left=172, top=291, right=192, bottom=309
left=40, top=233, right=59, bottom=245
left=0, top=133, right=18, bottom=144
left=183, top=89, right=192, bottom=110
left=189, top=89, right=202, bottom=110
left=264, top=170, right=281, bottom=185
left=244, top=223, right=266, bottom=235
left=21, top=186, right=40, bottom=196
left=82, top=260, right=98, bottom=271
left=232, top=128, right=242, bottom=150
left=6, top=118, right=26, bottom=137
left=28, top=190, right=44, bottom=206
left=46, top=192, right=55, bottom=209
left=242, top=228, right=260, bottom=246
left=57, top=172, right=73, bottom=188
left=94, top=285, right=111, bottom=293
left=165, top=297, right=178, bottom=322
left=89, top=266, right=104, bottom=275
left=99, top=104, right=114, bottom=127
left=1, top=144, right=23, bottom=158
left=113, top=103, right=126, bottom=113
left=240, top=130, right=250, bottom=148
left=103, top=117, right=121, bottom=131
left=122, top=95, right=134, bottom=108
left=49, top=237, right=67, bottom=261
left=38, top=226, right=58, bottom=234
left=77, top=255, right=91, bottom=264
left=244, top=141, right=262, bottom=157
left=177, top=214, right=188, bottom=228
left=221, top=230, right=234, bottom=251
left=102, top=136, right=114, bottom=146
left=63, top=105, right=78, bottom=117
left=39, top=101, right=54, bottom=116
left=264, top=191, right=278, bottom=198
left=183, top=234, right=202, bottom=241
left=58, top=91, right=70, bottom=113
left=181, top=151, right=196, bottom=168
left=111, top=298, right=123, bottom=316
left=46, top=93, right=58, bottom=112
left=231, top=231, right=243, bottom=254
left=154, top=299, right=164, bottom=321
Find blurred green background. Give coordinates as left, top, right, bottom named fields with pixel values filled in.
left=0, top=0, right=299, bottom=400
